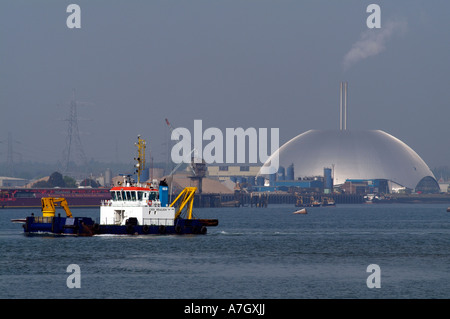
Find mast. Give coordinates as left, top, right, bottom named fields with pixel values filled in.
left=134, top=135, right=146, bottom=184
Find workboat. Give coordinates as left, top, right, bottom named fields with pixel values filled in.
left=95, top=178, right=218, bottom=235
left=321, top=197, right=336, bottom=207
left=18, top=136, right=218, bottom=236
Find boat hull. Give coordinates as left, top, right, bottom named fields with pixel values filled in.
left=23, top=216, right=96, bottom=236
left=22, top=216, right=214, bottom=236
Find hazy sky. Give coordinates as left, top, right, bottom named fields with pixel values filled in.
left=1, top=0, right=449, bottom=169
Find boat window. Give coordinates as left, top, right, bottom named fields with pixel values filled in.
left=148, top=191, right=157, bottom=200
left=137, top=191, right=143, bottom=200
left=126, top=191, right=131, bottom=201
left=131, top=191, right=137, bottom=201
left=116, top=191, right=122, bottom=200
left=111, top=191, right=117, bottom=200
left=121, top=191, right=126, bottom=200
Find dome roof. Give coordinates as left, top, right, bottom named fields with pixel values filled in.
left=260, top=129, right=437, bottom=190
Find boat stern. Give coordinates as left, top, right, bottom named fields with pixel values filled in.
left=23, top=216, right=96, bottom=236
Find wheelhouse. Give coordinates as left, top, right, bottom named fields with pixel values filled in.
left=109, top=187, right=158, bottom=202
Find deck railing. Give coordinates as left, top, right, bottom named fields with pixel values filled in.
left=142, top=218, right=173, bottom=226
left=99, top=217, right=174, bottom=226
left=100, top=200, right=162, bottom=207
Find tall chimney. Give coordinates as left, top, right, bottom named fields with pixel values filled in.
left=339, top=81, right=348, bottom=131
left=339, top=82, right=343, bottom=131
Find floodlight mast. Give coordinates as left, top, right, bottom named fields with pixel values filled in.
left=134, top=135, right=146, bottom=184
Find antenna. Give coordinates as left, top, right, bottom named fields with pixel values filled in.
left=62, top=89, right=88, bottom=172
left=165, top=118, right=174, bottom=175
left=164, top=118, right=205, bottom=198
left=6, top=132, right=19, bottom=176
left=164, top=118, right=198, bottom=176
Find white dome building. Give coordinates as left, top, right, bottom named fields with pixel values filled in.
left=259, top=129, right=439, bottom=193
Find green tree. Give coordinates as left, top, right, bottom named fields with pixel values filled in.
left=80, top=178, right=100, bottom=188
left=63, top=176, right=77, bottom=188
left=32, top=180, right=50, bottom=188
left=47, top=172, right=65, bottom=187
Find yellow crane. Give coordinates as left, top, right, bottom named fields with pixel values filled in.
left=170, top=187, right=219, bottom=227
left=41, top=197, right=73, bottom=218
left=170, top=187, right=196, bottom=220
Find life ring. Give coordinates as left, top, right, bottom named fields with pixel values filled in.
left=142, top=225, right=150, bottom=234
left=158, top=225, right=166, bottom=234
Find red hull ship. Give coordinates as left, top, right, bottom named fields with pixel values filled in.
left=0, top=188, right=111, bottom=208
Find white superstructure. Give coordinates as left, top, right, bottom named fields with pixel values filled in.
left=100, top=177, right=174, bottom=226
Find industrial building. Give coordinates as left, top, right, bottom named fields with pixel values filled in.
left=207, top=164, right=261, bottom=184
left=258, top=83, right=440, bottom=194
left=258, top=129, right=439, bottom=194
left=0, top=176, right=28, bottom=187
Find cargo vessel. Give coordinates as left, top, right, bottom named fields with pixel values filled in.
left=0, top=187, right=111, bottom=208
left=18, top=136, right=218, bottom=236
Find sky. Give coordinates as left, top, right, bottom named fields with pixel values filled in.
left=0, top=0, right=449, bottom=170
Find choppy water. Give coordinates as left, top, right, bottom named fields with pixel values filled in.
left=1, top=203, right=449, bottom=299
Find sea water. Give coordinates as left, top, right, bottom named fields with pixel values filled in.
left=0, top=203, right=449, bottom=299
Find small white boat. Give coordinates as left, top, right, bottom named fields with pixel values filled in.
left=293, top=208, right=307, bottom=214
left=10, top=218, right=26, bottom=223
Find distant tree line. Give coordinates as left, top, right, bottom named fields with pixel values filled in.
left=32, top=171, right=100, bottom=188
left=0, top=160, right=167, bottom=180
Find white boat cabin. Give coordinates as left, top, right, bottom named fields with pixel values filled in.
left=100, top=184, right=175, bottom=226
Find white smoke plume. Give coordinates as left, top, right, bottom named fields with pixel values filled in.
left=343, top=18, right=407, bottom=71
